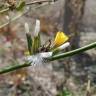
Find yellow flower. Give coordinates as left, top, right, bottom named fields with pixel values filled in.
left=54, top=32, right=69, bottom=47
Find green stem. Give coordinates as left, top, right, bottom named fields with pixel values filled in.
left=0, top=42, right=96, bottom=74
left=0, top=8, right=9, bottom=13
left=0, top=62, right=31, bottom=74
left=48, top=42, right=96, bottom=61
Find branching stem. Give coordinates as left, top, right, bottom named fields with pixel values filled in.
left=0, top=42, right=96, bottom=74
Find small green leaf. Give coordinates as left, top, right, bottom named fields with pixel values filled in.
left=16, top=0, right=25, bottom=11
left=58, top=89, right=73, bottom=96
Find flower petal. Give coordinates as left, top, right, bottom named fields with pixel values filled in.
left=54, top=32, right=69, bottom=46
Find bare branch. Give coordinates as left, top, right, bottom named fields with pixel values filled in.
left=26, top=0, right=56, bottom=6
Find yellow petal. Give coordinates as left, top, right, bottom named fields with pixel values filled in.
left=54, top=32, right=69, bottom=47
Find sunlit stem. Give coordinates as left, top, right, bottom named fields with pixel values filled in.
left=48, top=42, right=96, bottom=61
left=0, top=62, right=31, bottom=74
left=0, top=42, right=95, bottom=74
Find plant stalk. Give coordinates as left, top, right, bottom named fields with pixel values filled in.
left=48, top=42, right=96, bottom=61
left=0, top=62, right=31, bottom=74
left=0, top=42, right=96, bottom=74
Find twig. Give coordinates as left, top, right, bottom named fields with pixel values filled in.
left=0, top=8, right=9, bottom=13
left=0, top=42, right=96, bottom=74
left=0, top=0, right=57, bottom=14
left=0, top=3, right=47, bottom=29
left=26, top=0, right=56, bottom=6
left=0, top=0, right=56, bottom=29
left=0, top=7, right=30, bottom=29
left=0, top=62, right=31, bottom=74
left=48, top=42, right=96, bottom=61
left=86, top=79, right=91, bottom=96
left=0, top=3, right=44, bottom=29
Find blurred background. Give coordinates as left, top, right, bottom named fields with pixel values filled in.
left=0, top=0, right=96, bottom=96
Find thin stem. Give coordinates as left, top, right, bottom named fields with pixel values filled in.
left=48, top=42, right=96, bottom=61
left=0, top=8, right=9, bottom=13
left=26, top=0, right=55, bottom=6
left=0, top=0, right=55, bottom=29
left=0, top=8, right=29, bottom=29
left=0, top=62, right=31, bottom=74
left=0, top=42, right=95, bottom=74
left=0, top=0, right=56, bottom=14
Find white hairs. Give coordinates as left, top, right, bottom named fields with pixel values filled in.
left=26, top=52, right=52, bottom=67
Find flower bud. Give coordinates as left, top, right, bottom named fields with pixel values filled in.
left=34, top=19, right=40, bottom=37
left=25, top=22, right=29, bottom=33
